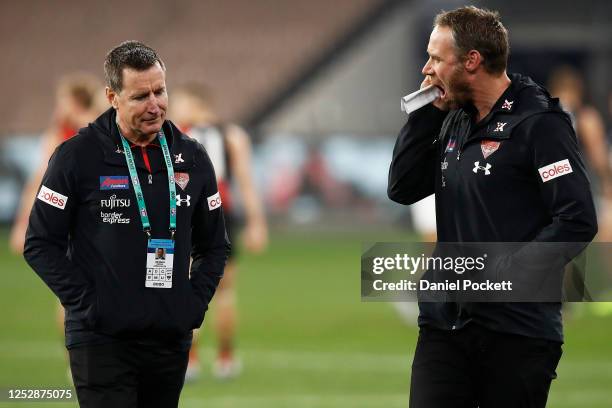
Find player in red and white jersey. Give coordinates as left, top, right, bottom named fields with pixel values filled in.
left=9, top=73, right=102, bottom=382
left=170, top=83, right=268, bottom=380
left=11, top=72, right=103, bottom=253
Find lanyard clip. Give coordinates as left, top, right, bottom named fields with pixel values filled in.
left=170, top=228, right=176, bottom=241
left=145, top=229, right=152, bottom=239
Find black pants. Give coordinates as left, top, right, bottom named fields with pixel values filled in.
left=69, top=341, right=189, bottom=408
left=410, top=324, right=562, bottom=408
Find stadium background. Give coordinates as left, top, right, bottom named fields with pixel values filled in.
left=1, top=0, right=611, bottom=407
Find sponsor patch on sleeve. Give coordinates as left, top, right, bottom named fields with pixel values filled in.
left=538, top=159, right=573, bottom=183
left=37, top=185, right=68, bottom=210
left=207, top=192, right=222, bottom=211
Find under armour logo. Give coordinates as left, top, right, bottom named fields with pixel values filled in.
left=501, top=99, right=513, bottom=111
left=174, top=153, right=184, bottom=164
left=493, top=122, right=507, bottom=132
left=473, top=161, right=492, bottom=175
left=176, top=194, right=191, bottom=207
left=115, top=145, right=124, bottom=154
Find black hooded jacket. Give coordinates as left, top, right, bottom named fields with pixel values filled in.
left=388, top=74, right=597, bottom=342
left=24, top=108, right=230, bottom=349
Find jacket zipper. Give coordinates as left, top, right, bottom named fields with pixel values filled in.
left=141, top=146, right=153, bottom=184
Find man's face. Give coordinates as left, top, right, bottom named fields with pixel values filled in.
left=422, top=25, right=472, bottom=109
left=107, top=62, right=167, bottom=138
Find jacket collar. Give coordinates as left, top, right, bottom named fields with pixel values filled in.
left=462, top=73, right=551, bottom=141
left=91, top=108, right=195, bottom=171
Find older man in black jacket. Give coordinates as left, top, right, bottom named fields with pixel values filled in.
left=24, top=41, right=230, bottom=408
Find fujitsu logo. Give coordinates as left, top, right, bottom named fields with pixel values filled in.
left=101, top=194, right=131, bottom=209
left=37, top=185, right=68, bottom=210
left=538, top=159, right=573, bottom=182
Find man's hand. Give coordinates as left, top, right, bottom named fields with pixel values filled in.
left=421, top=76, right=449, bottom=111
left=242, top=221, right=268, bottom=254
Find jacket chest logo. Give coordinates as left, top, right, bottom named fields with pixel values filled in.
left=473, top=161, right=492, bottom=175
left=501, top=99, right=514, bottom=110
left=174, top=153, right=185, bottom=164
left=493, top=122, right=507, bottom=132
left=176, top=194, right=191, bottom=207
left=175, top=172, right=190, bottom=190
left=481, top=140, right=501, bottom=159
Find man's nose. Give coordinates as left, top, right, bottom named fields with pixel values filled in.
left=422, top=58, right=433, bottom=76
left=147, top=96, right=160, bottom=112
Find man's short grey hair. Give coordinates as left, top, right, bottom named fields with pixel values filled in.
left=104, top=41, right=165, bottom=92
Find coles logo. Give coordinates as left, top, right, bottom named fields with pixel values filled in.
left=538, top=159, right=573, bottom=183
left=37, top=185, right=68, bottom=210
left=208, top=192, right=222, bottom=211
left=100, top=176, right=129, bottom=190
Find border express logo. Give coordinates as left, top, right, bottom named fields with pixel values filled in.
left=100, top=176, right=129, bottom=190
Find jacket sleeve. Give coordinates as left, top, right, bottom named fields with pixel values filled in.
left=190, top=145, right=231, bottom=309
left=23, top=143, right=95, bottom=315
left=528, top=112, right=598, bottom=243
left=493, top=113, right=598, bottom=297
left=388, top=104, right=448, bottom=204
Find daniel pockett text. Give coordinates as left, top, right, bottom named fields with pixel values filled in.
left=367, top=250, right=511, bottom=299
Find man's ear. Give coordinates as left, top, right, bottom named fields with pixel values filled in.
left=106, top=87, right=119, bottom=109
left=464, top=50, right=482, bottom=73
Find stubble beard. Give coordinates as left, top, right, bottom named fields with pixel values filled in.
left=446, top=66, right=473, bottom=110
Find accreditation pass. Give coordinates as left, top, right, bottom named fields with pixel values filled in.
left=146, top=238, right=174, bottom=288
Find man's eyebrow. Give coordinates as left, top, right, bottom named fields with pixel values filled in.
left=131, top=90, right=150, bottom=98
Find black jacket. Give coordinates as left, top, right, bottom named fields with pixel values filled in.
left=388, top=74, right=597, bottom=342
left=24, top=108, right=230, bottom=349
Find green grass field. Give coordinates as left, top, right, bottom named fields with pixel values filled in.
left=1, top=228, right=611, bottom=407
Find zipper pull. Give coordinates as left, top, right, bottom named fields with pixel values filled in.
left=457, top=149, right=462, bottom=161
left=148, top=174, right=153, bottom=185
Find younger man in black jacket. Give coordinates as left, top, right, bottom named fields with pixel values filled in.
left=388, top=7, right=597, bottom=408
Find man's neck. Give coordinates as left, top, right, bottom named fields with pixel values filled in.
left=471, top=72, right=511, bottom=123
left=117, top=120, right=157, bottom=147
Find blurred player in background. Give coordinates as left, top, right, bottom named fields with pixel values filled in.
left=548, top=66, right=612, bottom=241
left=9, top=72, right=103, bottom=380
left=170, top=83, right=268, bottom=380
left=10, top=73, right=103, bottom=254
left=549, top=67, right=612, bottom=316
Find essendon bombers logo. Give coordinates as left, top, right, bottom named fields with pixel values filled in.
left=208, top=192, right=222, bottom=211
left=538, top=159, right=573, bottom=182
left=481, top=140, right=501, bottom=159
left=175, top=172, right=190, bottom=190
left=37, top=185, right=68, bottom=210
